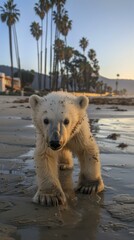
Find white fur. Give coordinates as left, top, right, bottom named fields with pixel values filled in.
left=29, top=92, right=104, bottom=206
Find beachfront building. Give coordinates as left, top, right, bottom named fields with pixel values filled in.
left=0, top=73, right=20, bottom=92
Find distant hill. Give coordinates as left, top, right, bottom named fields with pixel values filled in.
left=99, top=76, right=134, bottom=95
left=0, top=65, right=17, bottom=76
left=0, top=65, right=134, bottom=94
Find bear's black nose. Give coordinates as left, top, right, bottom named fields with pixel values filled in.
left=49, top=141, right=61, bottom=150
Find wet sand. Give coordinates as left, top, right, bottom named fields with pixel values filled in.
left=0, top=95, right=134, bottom=240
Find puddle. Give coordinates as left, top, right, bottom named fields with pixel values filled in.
left=19, top=149, right=34, bottom=159
left=25, top=124, right=34, bottom=128
left=0, top=158, right=23, bottom=175
left=0, top=149, right=35, bottom=176
left=0, top=116, right=21, bottom=120
left=103, top=167, right=112, bottom=172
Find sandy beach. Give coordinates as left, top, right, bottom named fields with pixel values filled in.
left=0, top=95, right=134, bottom=240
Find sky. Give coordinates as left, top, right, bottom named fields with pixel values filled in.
left=0, top=0, right=134, bottom=79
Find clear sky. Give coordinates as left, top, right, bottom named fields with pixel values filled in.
left=0, top=0, right=134, bottom=79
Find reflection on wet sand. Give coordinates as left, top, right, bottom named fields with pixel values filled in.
left=16, top=168, right=103, bottom=240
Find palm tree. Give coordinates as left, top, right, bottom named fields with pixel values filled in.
left=88, top=48, right=96, bottom=61
left=100, top=81, right=103, bottom=94
left=64, top=46, right=73, bottom=87
left=43, top=0, right=50, bottom=89
left=49, top=0, right=56, bottom=89
left=88, top=49, right=100, bottom=90
left=34, top=0, right=46, bottom=89
left=30, top=21, right=42, bottom=89
left=58, top=10, right=72, bottom=89
left=53, top=38, right=65, bottom=90
left=13, top=24, right=21, bottom=89
left=58, top=10, right=72, bottom=45
left=79, top=37, right=89, bottom=55
left=0, top=0, right=20, bottom=91
left=53, top=6, right=71, bottom=45
left=54, top=0, right=66, bottom=38
left=116, top=74, right=120, bottom=93
left=52, top=9, right=61, bottom=73
left=52, top=0, right=66, bottom=86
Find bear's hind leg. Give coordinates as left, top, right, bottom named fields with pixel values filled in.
left=59, top=149, right=74, bottom=170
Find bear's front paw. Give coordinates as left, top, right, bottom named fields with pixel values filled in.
left=76, top=178, right=104, bottom=194
left=59, top=163, right=73, bottom=170
left=32, top=190, right=66, bottom=206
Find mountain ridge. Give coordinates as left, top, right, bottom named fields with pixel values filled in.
left=99, top=76, right=134, bottom=94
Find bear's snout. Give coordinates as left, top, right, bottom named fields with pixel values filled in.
left=49, top=140, right=61, bottom=151
left=49, top=131, right=63, bottom=151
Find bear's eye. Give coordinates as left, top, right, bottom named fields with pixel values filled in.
left=64, top=118, right=69, bottom=125
left=44, top=118, right=49, bottom=125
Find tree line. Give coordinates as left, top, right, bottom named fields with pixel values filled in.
left=0, top=0, right=102, bottom=92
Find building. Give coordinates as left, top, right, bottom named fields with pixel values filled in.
left=0, top=73, right=21, bottom=92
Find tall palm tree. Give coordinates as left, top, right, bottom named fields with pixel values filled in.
left=43, top=0, right=50, bottom=89
left=88, top=48, right=100, bottom=90
left=34, top=0, right=46, bottom=89
left=53, top=38, right=65, bottom=90
left=0, top=0, right=20, bottom=91
left=13, top=24, right=21, bottom=89
left=63, top=46, right=73, bottom=90
left=53, top=8, right=72, bottom=89
left=52, top=9, right=62, bottom=71
left=30, top=21, right=42, bottom=89
left=100, top=81, right=103, bottom=94
left=54, top=0, right=66, bottom=33
left=49, top=0, right=56, bottom=89
left=116, top=74, right=120, bottom=92
left=52, top=0, right=66, bottom=87
left=88, top=49, right=100, bottom=74
left=60, top=10, right=72, bottom=45
left=79, top=37, right=89, bottom=55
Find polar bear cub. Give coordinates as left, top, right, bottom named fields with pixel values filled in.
left=29, top=91, right=104, bottom=206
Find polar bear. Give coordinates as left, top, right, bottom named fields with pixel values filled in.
left=29, top=92, right=104, bottom=206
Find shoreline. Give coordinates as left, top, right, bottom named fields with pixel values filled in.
left=1, top=93, right=134, bottom=103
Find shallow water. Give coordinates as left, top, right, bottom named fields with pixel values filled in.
left=91, top=118, right=134, bottom=154
left=0, top=116, right=21, bottom=120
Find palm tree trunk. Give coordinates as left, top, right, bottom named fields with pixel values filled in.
left=40, top=19, right=43, bottom=90
left=13, top=24, right=21, bottom=90
left=52, top=8, right=59, bottom=90
left=49, top=7, right=53, bottom=90
left=44, top=13, right=48, bottom=89
left=9, top=25, right=14, bottom=91
left=37, top=40, right=40, bottom=89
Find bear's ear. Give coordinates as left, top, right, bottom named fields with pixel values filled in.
left=29, top=95, right=42, bottom=109
left=77, top=96, right=89, bottom=109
